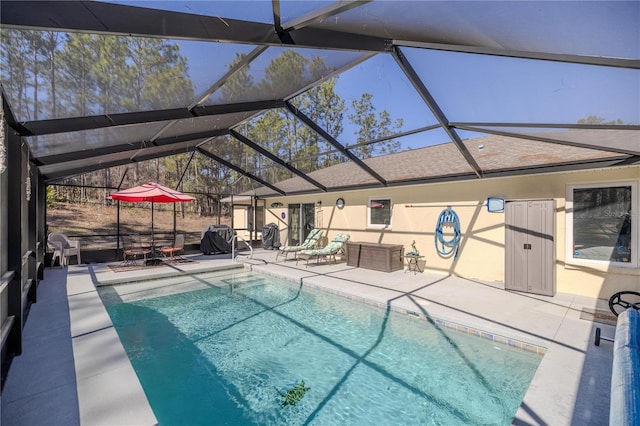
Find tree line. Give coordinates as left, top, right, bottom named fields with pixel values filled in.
left=1, top=29, right=403, bottom=216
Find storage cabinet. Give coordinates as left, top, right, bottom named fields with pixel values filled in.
left=505, top=200, right=556, bottom=296
left=346, top=242, right=404, bottom=272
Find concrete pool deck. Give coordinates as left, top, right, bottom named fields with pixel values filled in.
left=2, top=250, right=615, bottom=425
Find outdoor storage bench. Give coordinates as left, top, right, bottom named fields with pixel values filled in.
left=346, top=241, right=404, bottom=272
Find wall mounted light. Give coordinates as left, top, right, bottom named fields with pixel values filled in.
left=270, top=202, right=284, bottom=208
left=487, top=197, right=505, bottom=212
left=336, top=198, right=345, bottom=209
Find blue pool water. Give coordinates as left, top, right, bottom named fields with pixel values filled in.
left=100, top=270, right=542, bottom=425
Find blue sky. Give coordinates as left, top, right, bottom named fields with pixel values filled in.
left=110, top=1, right=640, bottom=150
left=174, top=38, right=639, bottom=147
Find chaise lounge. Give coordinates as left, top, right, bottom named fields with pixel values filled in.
left=296, top=233, right=350, bottom=266
left=276, top=228, right=323, bottom=261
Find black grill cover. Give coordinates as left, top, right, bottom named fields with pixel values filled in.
left=200, top=225, right=235, bottom=255
left=262, top=223, right=280, bottom=250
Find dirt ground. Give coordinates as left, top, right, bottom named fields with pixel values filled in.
left=47, top=202, right=231, bottom=250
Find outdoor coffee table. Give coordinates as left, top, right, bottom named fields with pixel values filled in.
left=142, top=239, right=171, bottom=265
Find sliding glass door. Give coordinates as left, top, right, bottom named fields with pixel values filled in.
left=287, top=203, right=315, bottom=246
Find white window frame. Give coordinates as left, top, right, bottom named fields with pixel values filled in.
left=367, top=196, right=392, bottom=229
left=566, top=181, right=638, bottom=268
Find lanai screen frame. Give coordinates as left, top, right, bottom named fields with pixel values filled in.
left=0, top=0, right=637, bottom=196
left=0, top=0, right=638, bottom=380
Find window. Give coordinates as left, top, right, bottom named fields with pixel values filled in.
left=368, top=197, right=392, bottom=228
left=567, top=182, right=637, bottom=267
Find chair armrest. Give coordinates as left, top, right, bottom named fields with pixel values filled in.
left=47, top=241, right=63, bottom=252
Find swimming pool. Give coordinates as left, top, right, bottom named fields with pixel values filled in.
left=99, top=270, right=542, bottom=425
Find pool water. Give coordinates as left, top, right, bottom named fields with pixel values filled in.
left=100, top=270, right=542, bottom=425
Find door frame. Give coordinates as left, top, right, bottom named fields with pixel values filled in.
left=287, top=203, right=315, bottom=246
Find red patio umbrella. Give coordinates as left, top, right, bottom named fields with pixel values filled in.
left=110, top=182, right=195, bottom=251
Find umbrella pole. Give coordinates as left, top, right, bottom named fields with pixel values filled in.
left=173, top=204, right=177, bottom=240
left=151, top=200, right=155, bottom=251
left=146, top=200, right=155, bottom=265
left=116, top=201, right=121, bottom=257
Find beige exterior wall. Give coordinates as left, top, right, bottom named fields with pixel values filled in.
left=266, top=165, right=640, bottom=300
left=231, top=199, right=268, bottom=241
left=233, top=206, right=248, bottom=230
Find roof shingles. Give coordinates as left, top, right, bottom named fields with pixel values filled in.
left=252, top=132, right=631, bottom=196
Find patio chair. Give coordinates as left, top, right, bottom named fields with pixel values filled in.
left=160, top=234, right=186, bottom=263
left=47, top=233, right=81, bottom=267
left=296, top=233, right=350, bottom=266
left=121, top=234, right=150, bottom=266
left=46, top=238, right=64, bottom=267
left=276, top=228, right=324, bottom=261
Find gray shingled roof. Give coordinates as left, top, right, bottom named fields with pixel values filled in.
left=249, top=132, right=633, bottom=197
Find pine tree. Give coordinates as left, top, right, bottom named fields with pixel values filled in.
left=348, top=93, right=403, bottom=158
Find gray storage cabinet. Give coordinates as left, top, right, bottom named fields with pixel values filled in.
left=505, top=200, right=556, bottom=296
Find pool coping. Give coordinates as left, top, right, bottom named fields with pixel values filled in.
left=79, top=261, right=616, bottom=426
left=96, top=265, right=547, bottom=425
left=2, top=253, right=614, bottom=426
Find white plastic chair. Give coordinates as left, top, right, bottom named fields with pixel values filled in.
left=46, top=238, right=64, bottom=267
left=48, top=233, right=82, bottom=266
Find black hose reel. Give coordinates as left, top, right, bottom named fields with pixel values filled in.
left=595, top=291, right=640, bottom=346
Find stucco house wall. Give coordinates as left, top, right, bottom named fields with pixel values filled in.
left=267, top=165, right=639, bottom=300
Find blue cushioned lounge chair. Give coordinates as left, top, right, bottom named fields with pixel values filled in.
left=276, top=228, right=324, bottom=261
left=296, top=233, right=350, bottom=266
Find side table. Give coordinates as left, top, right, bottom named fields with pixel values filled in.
left=404, top=255, right=424, bottom=274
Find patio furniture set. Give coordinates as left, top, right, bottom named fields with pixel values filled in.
left=276, top=229, right=424, bottom=273
left=46, top=232, right=186, bottom=267
left=120, top=233, right=186, bottom=266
